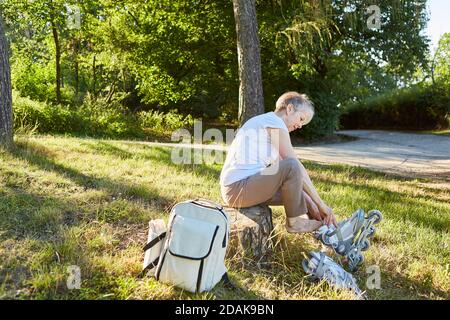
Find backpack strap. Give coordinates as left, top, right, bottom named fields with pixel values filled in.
left=139, top=256, right=161, bottom=278
left=139, top=232, right=167, bottom=278
left=192, top=198, right=224, bottom=211
left=143, top=232, right=166, bottom=251
left=220, top=272, right=236, bottom=290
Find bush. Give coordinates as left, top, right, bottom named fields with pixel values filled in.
left=340, top=84, right=450, bottom=130
left=11, top=59, right=75, bottom=105
left=77, top=98, right=142, bottom=138
left=138, top=109, right=194, bottom=135
left=298, top=92, right=340, bottom=140
left=13, top=91, right=142, bottom=138
left=12, top=91, right=195, bottom=139
left=13, top=92, right=83, bottom=134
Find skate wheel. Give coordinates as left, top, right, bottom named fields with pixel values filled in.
left=360, top=239, right=370, bottom=251
left=368, top=210, right=382, bottom=224
left=349, top=254, right=364, bottom=272
left=321, top=232, right=332, bottom=246
left=367, top=226, right=376, bottom=238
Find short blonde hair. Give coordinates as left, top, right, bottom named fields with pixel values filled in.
left=275, top=91, right=314, bottom=114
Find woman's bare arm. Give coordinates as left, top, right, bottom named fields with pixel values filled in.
left=268, top=128, right=337, bottom=225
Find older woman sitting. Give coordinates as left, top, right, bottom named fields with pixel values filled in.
left=220, top=91, right=337, bottom=233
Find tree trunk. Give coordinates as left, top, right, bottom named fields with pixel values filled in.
left=73, top=38, right=79, bottom=96
left=92, top=55, right=96, bottom=99
left=0, top=16, right=13, bottom=147
left=225, top=205, right=274, bottom=266
left=51, top=19, right=61, bottom=104
left=232, top=0, right=265, bottom=125
left=75, top=59, right=79, bottom=95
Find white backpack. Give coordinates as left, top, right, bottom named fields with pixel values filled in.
left=142, top=199, right=230, bottom=293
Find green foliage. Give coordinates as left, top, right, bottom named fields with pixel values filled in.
left=99, top=0, right=237, bottom=115
left=11, top=49, right=75, bottom=104
left=340, top=32, right=450, bottom=131
left=433, top=33, right=450, bottom=86
left=13, top=91, right=138, bottom=137
left=340, top=85, right=450, bottom=130
left=11, top=55, right=55, bottom=103
left=13, top=92, right=83, bottom=134
left=12, top=91, right=194, bottom=139
left=77, top=97, right=143, bottom=138
left=257, top=0, right=430, bottom=137
left=2, top=0, right=434, bottom=138
left=138, top=110, right=194, bottom=134
left=299, top=91, right=340, bottom=139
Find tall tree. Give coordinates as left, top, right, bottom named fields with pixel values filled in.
left=0, top=15, right=13, bottom=146
left=232, top=0, right=264, bottom=125
left=50, top=8, right=62, bottom=104
left=431, top=33, right=450, bottom=86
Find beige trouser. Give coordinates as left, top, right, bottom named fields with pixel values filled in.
left=221, top=158, right=307, bottom=218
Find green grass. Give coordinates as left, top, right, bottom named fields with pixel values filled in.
left=422, top=129, right=450, bottom=136
left=0, top=135, right=449, bottom=300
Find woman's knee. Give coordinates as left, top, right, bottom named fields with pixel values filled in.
left=281, top=157, right=302, bottom=175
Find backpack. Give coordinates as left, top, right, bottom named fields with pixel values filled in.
left=142, top=199, right=230, bottom=293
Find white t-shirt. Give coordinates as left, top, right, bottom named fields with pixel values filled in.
left=220, top=112, right=289, bottom=186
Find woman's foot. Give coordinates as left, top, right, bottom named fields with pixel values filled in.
left=285, top=216, right=323, bottom=233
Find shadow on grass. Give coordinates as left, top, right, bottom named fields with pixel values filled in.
left=138, top=145, right=223, bottom=178
left=8, top=141, right=174, bottom=209
left=82, top=141, right=134, bottom=160
left=359, top=267, right=450, bottom=300
left=283, top=231, right=450, bottom=300
left=1, top=140, right=230, bottom=298
left=316, top=176, right=448, bottom=233
left=0, top=184, right=79, bottom=238
left=63, top=141, right=450, bottom=297
left=0, top=182, right=96, bottom=298
left=302, top=162, right=449, bottom=233
left=4, top=140, right=447, bottom=299
left=81, top=140, right=223, bottom=179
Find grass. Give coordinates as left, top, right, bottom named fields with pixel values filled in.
left=0, top=135, right=449, bottom=300
left=422, top=129, right=450, bottom=136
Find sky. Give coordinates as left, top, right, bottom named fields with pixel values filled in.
left=426, top=0, right=450, bottom=52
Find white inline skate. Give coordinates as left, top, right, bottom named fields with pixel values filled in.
left=302, top=251, right=365, bottom=298
left=315, top=209, right=382, bottom=271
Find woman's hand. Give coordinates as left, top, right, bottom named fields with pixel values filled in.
left=319, top=204, right=338, bottom=227
left=303, top=191, right=322, bottom=222
left=303, top=192, right=337, bottom=226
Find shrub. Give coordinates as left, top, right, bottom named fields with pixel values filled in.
left=340, top=84, right=450, bottom=130
left=12, top=91, right=141, bottom=138
left=11, top=59, right=75, bottom=105
left=298, top=92, right=340, bottom=140
left=138, top=109, right=194, bottom=135
left=12, top=91, right=195, bottom=139
left=77, top=99, right=143, bottom=138
left=13, top=92, right=83, bottom=134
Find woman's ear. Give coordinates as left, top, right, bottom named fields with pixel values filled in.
left=287, top=103, right=294, bottom=114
